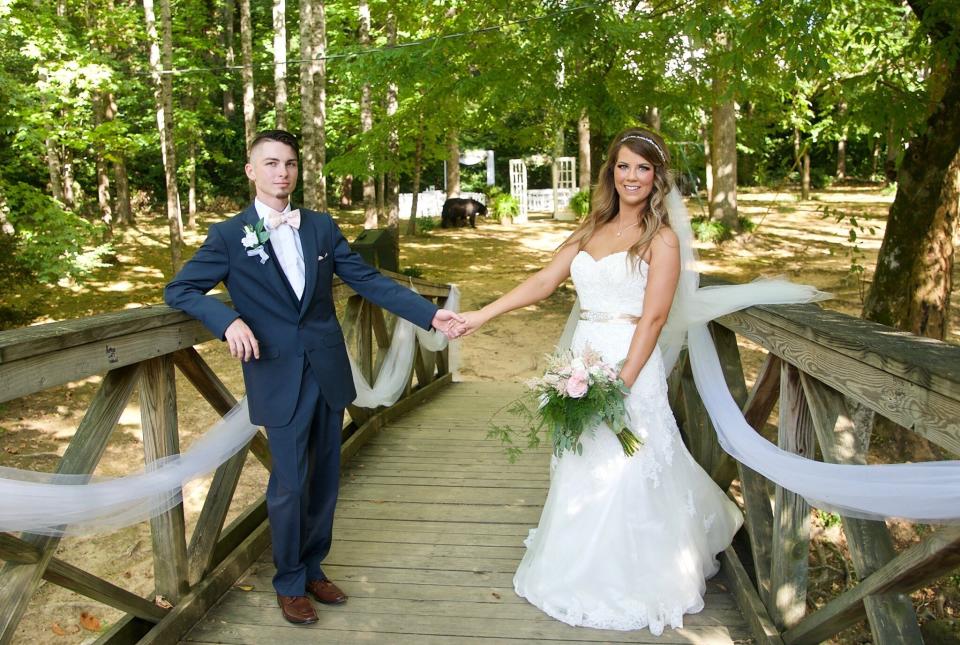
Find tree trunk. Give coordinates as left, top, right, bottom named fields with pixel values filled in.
left=376, top=173, right=385, bottom=225
left=446, top=129, right=460, bottom=198
left=272, top=0, right=287, bottom=129
left=44, top=136, right=64, bottom=205
left=407, top=115, right=424, bottom=236
left=710, top=69, right=738, bottom=229
left=239, top=0, right=256, bottom=198
left=222, top=0, right=236, bottom=119
left=114, top=156, right=132, bottom=224
left=836, top=100, right=847, bottom=180
left=885, top=124, right=899, bottom=184
left=96, top=154, right=112, bottom=232
left=144, top=0, right=183, bottom=271
left=359, top=0, right=376, bottom=228
left=339, top=175, right=353, bottom=207
left=103, top=91, right=132, bottom=224
left=299, top=0, right=326, bottom=210
left=793, top=127, right=801, bottom=169
left=38, top=71, right=65, bottom=205
left=645, top=106, right=661, bottom=132
left=62, top=147, right=75, bottom=210
left=310, top=0, right=326, bottom=211
left=802, top=144, right=811, bottom=200
left=0, top=186, right=13, bottom=235
left=871, top=135, right=880, bottom=179
left=385, top=8, right=399, bottom=249
left=836, top=138, right=847, bottom=180
left=93, top=93, right=114, bottom=234
left=187, top=139, right=198, bottom=227
left=863, top=57, right=960, bottom=340
left=578, top=108, right=591, bottom=192
left=702, top=118, right=712, bottom=201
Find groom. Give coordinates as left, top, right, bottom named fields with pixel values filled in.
left=165, top=129, right=463, bottom=625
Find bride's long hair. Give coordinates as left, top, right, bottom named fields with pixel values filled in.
left=563, top=127, right=674, bottom=262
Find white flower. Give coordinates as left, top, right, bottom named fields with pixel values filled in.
left=241, top=228, right=259, bottom=248
left=570, top=357, right=585, bottom=371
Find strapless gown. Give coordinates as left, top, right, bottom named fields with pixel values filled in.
left=513, top=250, right=743, bottom=635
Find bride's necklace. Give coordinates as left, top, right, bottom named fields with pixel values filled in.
left=615, top=217, right=640, bottom=237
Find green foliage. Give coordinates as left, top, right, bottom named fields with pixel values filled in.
left=570, top=189, right=591, bottom=218
left=489, top=193, right=520, bottom=222
left=821, top=206, right=875, bottom=304
left=691, top=217, right=731, bottom=243
left=0, top=232, right=41, bottom=329
left=4, top=182, right=112, bottom=282
left=816, top=509, right=842, bottom=529
left=690, top=215, right=756, bottom=243
left=415, top=217, right=440, bottom=234
left=0, top=0, right=942, bottom=287
left=400, top=265, right=424, bottom=279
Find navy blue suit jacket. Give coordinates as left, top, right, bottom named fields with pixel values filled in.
left=165, top=205, right=437, bottom=426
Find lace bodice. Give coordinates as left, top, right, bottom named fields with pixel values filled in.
left=570, top=251, right=648, bottom=317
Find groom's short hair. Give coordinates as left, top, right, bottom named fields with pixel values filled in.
left=249, top=129, right=299, bottom=159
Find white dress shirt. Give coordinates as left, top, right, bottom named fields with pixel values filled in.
left=255, top=199, right=305, bottom=300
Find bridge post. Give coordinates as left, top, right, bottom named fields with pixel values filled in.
left=770, top=363, right=815, bottom=629
left=799, top=373, right=922, bottom=644
left=140, top=355, right=190, bottom=603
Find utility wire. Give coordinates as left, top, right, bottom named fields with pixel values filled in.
left=142, top=3, right=597, bottom=77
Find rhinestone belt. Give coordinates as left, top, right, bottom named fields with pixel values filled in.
left=579, top=309, right=641, bottom=323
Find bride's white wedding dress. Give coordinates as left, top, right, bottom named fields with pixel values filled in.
left=513, top=250, right=743, bottom=635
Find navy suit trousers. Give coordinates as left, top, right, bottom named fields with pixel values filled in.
left=264, top=359, right=343, bottom=596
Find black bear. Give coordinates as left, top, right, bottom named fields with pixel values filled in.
left=440, top=198, right=488, bottom=228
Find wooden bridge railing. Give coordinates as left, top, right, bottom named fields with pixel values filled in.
left=0, top=271, right=453, bottom=645
left=668, top=285, right=960, bottom=645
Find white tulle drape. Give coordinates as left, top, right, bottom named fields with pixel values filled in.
left=350, top=286, right=459, bottom=408
left=0, top=286, right=459, bottom=536
left=562, top=188, right=960, bottom=523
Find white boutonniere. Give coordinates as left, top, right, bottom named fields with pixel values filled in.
left=242, top=219, right=270, bottom=264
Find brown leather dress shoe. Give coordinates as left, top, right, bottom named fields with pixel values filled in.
left=276, top=594, right=318, bottom=624
left=306, top=578, right=348, bottom=605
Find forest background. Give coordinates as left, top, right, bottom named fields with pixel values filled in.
left=0, top=0, right=957, bottom=344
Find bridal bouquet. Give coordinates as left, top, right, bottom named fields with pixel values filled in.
left=489, top=344, right=642, bottom=461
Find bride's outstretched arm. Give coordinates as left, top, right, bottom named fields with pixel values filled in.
left=619, top=230, right=681, bottom=388
left=458, top=242, right=580, bottom=336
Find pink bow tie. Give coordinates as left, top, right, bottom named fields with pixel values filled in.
left=265, top=208, right=301, bottom=230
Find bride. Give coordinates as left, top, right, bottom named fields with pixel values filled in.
left=457, top=128, right=743, bottom=634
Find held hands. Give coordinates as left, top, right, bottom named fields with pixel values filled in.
left=432, top=309, right=488, bottom=339
left=453, top=310, right=486, bottom=338
left=224, top=318, right=260, bottom=361
left=432, top=309, right=467, bottom=340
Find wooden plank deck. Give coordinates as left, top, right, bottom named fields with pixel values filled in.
left=181, top=382, right=753, bottom=644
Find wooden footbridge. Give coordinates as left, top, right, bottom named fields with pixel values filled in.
left=1, top=272, right=958, bottom=644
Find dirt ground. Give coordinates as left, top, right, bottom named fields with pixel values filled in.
left=2, top=185, right=958, bottom=643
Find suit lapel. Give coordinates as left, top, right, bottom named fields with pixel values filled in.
left=240, top=205, right=300, bottom=309
left=297, top=209, right=319, bottom=317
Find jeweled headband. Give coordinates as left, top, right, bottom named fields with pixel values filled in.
left=619, top=134, right=666, bottom=164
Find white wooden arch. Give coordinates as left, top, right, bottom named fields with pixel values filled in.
left=509, top=159, right=528, bottom=223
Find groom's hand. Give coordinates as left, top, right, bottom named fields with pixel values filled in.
left=432, top=309, right=466, bottom=339
left=224, top=318, right=260, bottom=361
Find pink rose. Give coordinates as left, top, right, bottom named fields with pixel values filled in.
left=565, top=369, right=589, bottom=398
